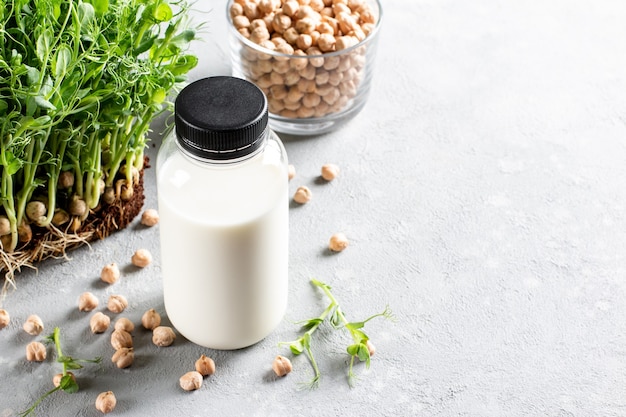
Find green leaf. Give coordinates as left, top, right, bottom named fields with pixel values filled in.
left=34, top=96, right=56, bottom=111
left=3, top=152, right=23, bottom=175
left=36, top=30, right=52, bottom=63
left=25, top=66, right=40, bottom=85
left=330, top=308, right=342, bottom=328
left=168, top=55, right=198, bottom=76
left=345, top=321, right=365, bottom=331
left=300, top=318, right=323, bottom=331
left=78, top=2, right=95, bottom=28
left=85, top=0, right=109, bottom=15
left=0, top=99, right=8, bottom=114
left=153, top=3, right=173, bottom=22
left=289, top=341, right=304, bottom=355
left=151, top=88, right=166, bottom=104
left=59, top=374, right=78, bottom=394
left=53, top=46, right=72, bottom=80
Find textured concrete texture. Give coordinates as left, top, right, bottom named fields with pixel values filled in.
left=2, top=0, right=626, bottom=416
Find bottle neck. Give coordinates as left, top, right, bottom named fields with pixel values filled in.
left=174, top=128, right=269, bottom=166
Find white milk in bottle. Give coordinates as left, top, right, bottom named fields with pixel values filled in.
left=156, top=77, right=288, bottom=350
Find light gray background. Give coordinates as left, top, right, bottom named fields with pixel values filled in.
left=2, top=0, right=626, bottom=415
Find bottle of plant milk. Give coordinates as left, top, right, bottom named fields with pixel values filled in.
left=156, top=76, right=288, bottom=350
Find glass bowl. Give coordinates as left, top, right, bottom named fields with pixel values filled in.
left=227, top=0, right=382, bottom=135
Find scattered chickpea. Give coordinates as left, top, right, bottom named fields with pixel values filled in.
left=287, top=164, right=296, bottom=180
left=293, top=185, right=312, bottom=204
left=111, top=329, right=133, bottom=350
left=112, top=347, right=134, bottom=369
left=51, top=209, right=70, bottom=226
left=26, top=341, right=47, bottom=362
left=100, top=262, right=120, bottom=285
left=53, top=372, right=76, bottom=387
left=114, top=317, right=135, bottom=333
left=152, top=326, right=176, bottom=347
left=141, top=308, right=161, bottom=330
left=329, top=232, right=349, bottom=252
left=107, top=294, right=129, bottom=314
left=18, top=221, right=32, bottom=244
left=366, top=340, right=376, bottom=357
left=90, top=312, right=111, bottom=334
left=0, top=309, right=10, bottom=330
left=23, top=314, right=44, bottom=336
left=95, top=391, right=117, bottom=414
left=321, top=163, right=340, bottom=181
left=131, top=249, right=152, bottom=268
left=179, top=371, right=203, bottom=391
left=78, top=292, right=99, bottom=312
left=271, top=355, right=293, bottom=377
left=141, top=208, right=160, bottom=226
left=195, top=354, right=216, bottom=377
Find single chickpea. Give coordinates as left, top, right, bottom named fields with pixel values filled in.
left=26, top=201, right=46, bottom=222
left=297, top=78, right=316, bottom=92
left=316, top=21, right=334, bottom=35
left=284, top=69, right=301, bottom=86
left=321, top=163, right=340, bottom=181
left=141, top=308, right=161, bottom=330
left=270, top=71, right=285, bottom=86
left=293, top=186, right=312, bottom=204
left=250, top=19, right=266, bottom=33
left=288, top=164, right=296, bottom=180
left=256, top=74, right=273, bottom=89
left=296, top=106, right=316, bottom=118
left=90, top=312, right=111, bottom=334
left=95, top=391, right=116, bottom=414
left=314, top=101, right=331, bottom=117
left=361, top=22, right=375, bottom=36
left=366, top=340, right=376, bottom=356
left=152, top=326, right=176, bottom=347
left=283, top=27, right=299, bottom=45
left=114, top=317, right=135, bottom=333
left=272, top=59, right=291, bottom=74
left=53, top=372, right=76, bottom=387
left=112, top=347, right=134, bottom=369
left=290, top=51, right=309, bottom=71
left=243, top=2, right=260, bottom=20
left=131, top=249, right=152, bottom=268
left=327, top=70, right=343, bottom=86
left=295, top=4, right=316, bottom=19
left=272, top=12, right=291, bottom=34
left=295, top=17, right=317, bottom=34
left=335, top=35, right=358, bottom=50
left=230, top=2, right=244, bottom=18
left=78, top=292, right=99, bottom=312
left=280, top=109, right=299, bottom=118
left=322, top=16, right=339, bottom=35
left=58, top=171, right=75, bottom=189
left=0, top=309, right=10, bottom=330
left=257, top=59, right=274, bottom=74
left=107, top=295, right=128, bottom=314
left=315, top=70, right=330, bottom=85
left=272, top=355, right=293, bottom=377
left=100, top=262, right=120, bottom=284
left=296, top=33, right=313, bottom=50
left=322, top=87, right=340, bottom=105
left=270, top=84, right=289, bottom=100
left=329, top=232, right=349, bottom=251
left=349, top=26, right=366, bottom=41
left=179, top=371, right=203, bottom=391
left=332, top=3, right=351, bottom=16
left=69, top=197, right=87, bottom=217
left=111, top=329, right=133, bottom=350
left=317, top=33, right=336, bottom=52
left=26, top=341, right=47, bottom=362
left=23, top=314, right=44, bottom=336
left=309, top=0, right=325, bottom=12
left=233, top=14, right=251, bottom=29
left=305, top=46, right=324, bottom=67
left=250, top=26, right=271, bottom=44
left=195, top=354, right=216, bottom=376
left=258, top=0, right=277, bottom=14
left=282, top=0, right=299, bottom=17
left=302, top=93, right=321, bottom=108
left=286, top=86, right=305, bottom=103
left=283, top=100, right=301, bottom=111
left=259, top=39, right=276, bottom=53
left=238, top=27, right=251, bottom=38
left=320, top=6, right=333, bottom=17
left=269, top=99, right=286, bottom=113
left=141, top=208, right=159, bottom=226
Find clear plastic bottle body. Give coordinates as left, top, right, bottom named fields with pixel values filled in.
left=156, top=128, right=288, bottom=350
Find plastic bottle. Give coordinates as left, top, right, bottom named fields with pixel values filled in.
left=156, top=76, right=289, bottom=350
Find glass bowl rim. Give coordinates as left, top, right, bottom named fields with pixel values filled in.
left=226, top=0, right=383, bottom=59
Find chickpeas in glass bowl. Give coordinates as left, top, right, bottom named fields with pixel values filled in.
left=227, top=0, right=382, bottom=135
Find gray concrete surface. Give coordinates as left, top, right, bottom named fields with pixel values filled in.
left=2, top=0, right=626, bottom=415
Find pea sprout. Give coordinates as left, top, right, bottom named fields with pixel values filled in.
left=279, top=279, right=395, bottom=388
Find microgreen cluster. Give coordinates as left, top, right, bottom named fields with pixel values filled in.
left=20, top=327, right=102, bottom=417
left=280, top=279, right=394, bottom=388
left=0, top=0, right=198, bottom=253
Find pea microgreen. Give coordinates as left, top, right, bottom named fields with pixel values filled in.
left=20, top=327, right=102, bottom=416
left=279, top=279, right=395, bottom=388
